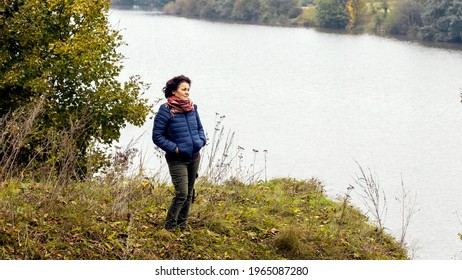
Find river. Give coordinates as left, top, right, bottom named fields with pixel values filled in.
left=109, top=8, right=462, bottom=260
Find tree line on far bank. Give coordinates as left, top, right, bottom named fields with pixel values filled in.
left=112, top=0, right=462, bottom=44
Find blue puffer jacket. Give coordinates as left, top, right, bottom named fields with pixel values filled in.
left=152, top=104, right=206, bottom=159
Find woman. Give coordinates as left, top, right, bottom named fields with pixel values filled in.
left=152, top=75, right=206, bottom=231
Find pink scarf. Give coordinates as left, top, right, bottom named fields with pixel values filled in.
left=166, top=96, right=194, bottom=116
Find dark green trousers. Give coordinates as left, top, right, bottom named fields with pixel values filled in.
left=165, top=155, right=200, bottom=230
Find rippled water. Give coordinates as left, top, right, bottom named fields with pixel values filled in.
left=109, top=8, right=462, bottom=260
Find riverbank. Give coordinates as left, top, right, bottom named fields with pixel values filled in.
left=110, top=4, right=462, bottom=51
left=0, top=177, right=407, bottom=260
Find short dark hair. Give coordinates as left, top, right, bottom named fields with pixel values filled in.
left=163, top=75, right=191, bottom=98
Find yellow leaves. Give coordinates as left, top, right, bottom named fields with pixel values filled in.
left=205, top=229, right=220, bottom=238
left=291, top=206, right=301, bottom=216
left=246, top=231, right=257, bottom=240
left=141, top=179, right=151, bottom=187
left=261, top=227, right=279, bottom=237
left=107, top=231, right=117, bottom=240
left=313, top=213, right=331, bottom=226
left=225, top=213, right=235, bottom=222
left=347, top=0, right=356, bottom=26
left=340, top=238, right=351, bottom=247
left=110, top=221, right=122, bottom=228
left=71, top=227, right=81, bottom=232
left=346, top=0, right=368, bottom=29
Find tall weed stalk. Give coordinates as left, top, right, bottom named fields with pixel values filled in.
left=200, top=113, right=266, bottom=185
left=0, top=98, right=44, bottom=181
left=351, top=161, right=418, bottom=257
left=396, top=175, right=418, bottom=246
left=351, top=160, right=387, bottom=230
left=1, top=99, right=102, bottom=188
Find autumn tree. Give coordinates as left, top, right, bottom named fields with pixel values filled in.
left=385, top=0, right=424, bottom=36
left=316, top=0, right=349, bottom=29
left=111, top=0, right=170, bottom=8
left=232, top=0, right=262, bottom=21
left=163, top=0, right=302, bottom=25
left=419, top=0, right=462, bottom=42
left=347, top=0, right=368, bottom=31
left=0, top=0, right=151, bottom=175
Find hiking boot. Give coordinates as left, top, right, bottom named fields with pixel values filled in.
left=178, top=224, right=191, bottom=232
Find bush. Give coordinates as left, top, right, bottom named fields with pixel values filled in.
left=316, top=0, right=349, bottom=29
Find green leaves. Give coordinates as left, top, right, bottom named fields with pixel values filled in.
left=0, top=0, right=152, bottom=175
left=419, top=0, right=462, bottom=42
left=163, top=0, right=301, bottom=25
left=316, top=0, right=349, bottom=29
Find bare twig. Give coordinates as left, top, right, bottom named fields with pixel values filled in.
left=351, top=160, right=387, bottom=230
left=337, top=184, right=355, bottom=238
left=395, top=175, right=418, bottom=246
left=0, top=97, right=45, bottom=180
left=199, top=113, right=266, bottom=185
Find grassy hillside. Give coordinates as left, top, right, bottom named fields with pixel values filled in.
left=0, top=176, right=407, bottom=260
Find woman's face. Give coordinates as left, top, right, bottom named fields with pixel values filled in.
left=172, top=82, right=190, bottom=100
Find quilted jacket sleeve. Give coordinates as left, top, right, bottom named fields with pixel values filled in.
left=195, top=105, right=207, bottom=147
left=152, top=105, right=177, bottom=153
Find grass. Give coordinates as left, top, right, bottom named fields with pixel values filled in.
left=0, top=103, right=408, bottom=260
left=0, top=176, right=408, bottom=260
